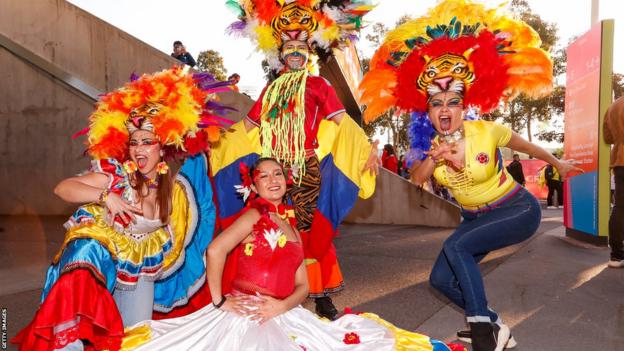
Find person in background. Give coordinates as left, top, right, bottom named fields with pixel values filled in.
left=545, top=156, right=563, bottom=209
left=228, top=73, right=241, bottom=92
left=171, top=41, right=196, bottom=67
left=382, top=144, right=399, bottom=174
left=603, top=96, right=624, bottom=268
left=506, top=154, right=526, bottom=186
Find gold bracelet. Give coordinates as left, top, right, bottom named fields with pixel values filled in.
left=98, top=188, right=110, bottom=204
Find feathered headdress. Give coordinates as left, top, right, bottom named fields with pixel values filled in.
left=359, top=0, right=553, bottom=123
left=226, top=0, right=374, bottom=69
left=81, top=67, right=233, bottom=161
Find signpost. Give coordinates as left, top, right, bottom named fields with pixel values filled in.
left=563, top=20, right=613, bottom=243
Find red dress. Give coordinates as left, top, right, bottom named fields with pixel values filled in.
left=232, top=199, right=304, bottom=298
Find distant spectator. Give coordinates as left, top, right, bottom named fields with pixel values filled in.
left=171, top=41, right=196, bottom=67
left=228, top=73, right=240, bottom=92
left=506, top=153, right=526, bottom=186
left=398, top=154, right=408, bottom=178
left=545, top=154, right=563, bottom=209
left=381, top=144, right=398, bottom=174
left=604, top=96, right=624, bottom=268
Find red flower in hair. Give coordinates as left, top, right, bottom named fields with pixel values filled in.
left=343, top=332, right=361, bottom=345
left=234, top=162, right=254, bottom=202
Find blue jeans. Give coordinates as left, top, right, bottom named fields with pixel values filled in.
left=429, top=187, right=541, bottom=323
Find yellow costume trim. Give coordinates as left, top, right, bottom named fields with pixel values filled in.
left=210, top=116, right=375, bottom=199
left=54, top=182, right=191, bottom=272
left=54, top=205, right=171, bottom=267
left=360, top=312, right=435, bottom=351
left=316, top=117, right=375, bottom=199
left=120, top=324, right=152, bottom=351
left=161, top=180, right=191, bottom=272
left=260, top=70, right=308, bottom=174
left=433, top=120, right=515, bottom=207
left=210, top=121, right=261, bottom=176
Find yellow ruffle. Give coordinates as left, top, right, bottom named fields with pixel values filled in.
left=316, top=117, right=376, bottom=199
left=360, top=312, right=435, bottom=351
left=120, top=324, right=152, bottom=350
left=54, top=182, right=191, bottom=270
left=161, top=180, right=191, bottom=272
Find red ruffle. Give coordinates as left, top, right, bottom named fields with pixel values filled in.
left=12, top=269, right=123, bottom=351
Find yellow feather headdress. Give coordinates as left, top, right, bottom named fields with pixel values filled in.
left=359, top=0, right=553, bottom=123
left=226, top=0, right=374, bottom=69
left=83, top=67, right=227, bottom=161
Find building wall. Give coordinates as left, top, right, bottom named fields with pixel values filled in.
left=345, top=169, right=461, bottom=227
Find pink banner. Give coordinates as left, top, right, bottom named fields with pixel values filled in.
left=505, top=159, right=548, bottom=199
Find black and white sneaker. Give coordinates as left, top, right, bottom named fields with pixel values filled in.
left=457, top=325, right=517, bottom=349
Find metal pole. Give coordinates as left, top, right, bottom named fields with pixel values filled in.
left=591, top=0, right=599, bottom=26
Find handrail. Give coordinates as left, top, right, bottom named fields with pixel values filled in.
left=0, top=32, right=101, bottom=101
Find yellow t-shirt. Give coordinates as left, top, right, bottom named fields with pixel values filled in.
left=433, top=120, right=517, bottom=208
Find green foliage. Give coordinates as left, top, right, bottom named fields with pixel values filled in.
left=491, top=0, right=561, bottom=143
left=196, top=50, right=228, bottom=81
left=614, top=73, right=624, bottom=100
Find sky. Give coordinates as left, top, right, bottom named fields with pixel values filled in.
left=67, top=0, right=623, bottom=145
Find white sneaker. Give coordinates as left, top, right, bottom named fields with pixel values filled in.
left=546, top=206, right=556, bottom=209
left=608, top=259, right=624, bottom=268
left=457, top=325, right=518, bottom=349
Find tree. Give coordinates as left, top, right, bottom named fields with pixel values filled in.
left=490, top=0, right=562, bottom=143
left=196, top=50, right=228, bottom=81
left=614, top=73, right=624, bottom=100
left=361, top=18, right=413, bottom=152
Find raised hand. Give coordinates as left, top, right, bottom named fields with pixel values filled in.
left=362, top=140, right=381, bottom=176
left=104, top=192, right=142, bottom=226
left=556, top=159, right=584, bottom=180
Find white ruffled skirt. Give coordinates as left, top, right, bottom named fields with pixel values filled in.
left=125, top=301, right=449, bottom=351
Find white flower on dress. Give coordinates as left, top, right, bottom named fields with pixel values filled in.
left=264, top=228, right=284, bottom=250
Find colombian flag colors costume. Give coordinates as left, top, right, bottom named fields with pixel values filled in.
left=13, top=68, right=226, bottom=351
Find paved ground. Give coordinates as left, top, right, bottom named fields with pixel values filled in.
left=1, top=208, right=622, bottom=350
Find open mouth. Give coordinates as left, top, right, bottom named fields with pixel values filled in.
left=268, top=185, right=281, bottom=192
left=439, top=116, right=452, bottom=132
left=135, top=155, right=148, bottom=169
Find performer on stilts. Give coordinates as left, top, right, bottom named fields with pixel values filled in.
left=211, top=0, right=380, bottom=320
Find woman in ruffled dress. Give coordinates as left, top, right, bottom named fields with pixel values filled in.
left=123, top=157, right=455, bottom=351
left=13, top=68, right=223, bottom=351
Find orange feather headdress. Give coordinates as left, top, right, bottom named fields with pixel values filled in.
left=83, top=67, right=230, bottom=161
left=359, top=0, right=553, bottom=123
left=226, top=0, right=374, bottom=70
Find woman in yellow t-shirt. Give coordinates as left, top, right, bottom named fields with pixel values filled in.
left=359, top=1, right=582, bottom=349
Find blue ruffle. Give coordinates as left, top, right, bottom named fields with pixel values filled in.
left=153, top=153, right=216, bottom=312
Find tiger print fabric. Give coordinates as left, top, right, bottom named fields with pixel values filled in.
left=287, top=155, right=321, bottom=232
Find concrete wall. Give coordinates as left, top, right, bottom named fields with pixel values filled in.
left=345, top=169, right=461, bottom=227
left=0, top=0, right=253, bottom=214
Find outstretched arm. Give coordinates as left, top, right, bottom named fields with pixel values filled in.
left=506, top=132, right=583, bottom=180
left=54, top=172, right=110, bottom=203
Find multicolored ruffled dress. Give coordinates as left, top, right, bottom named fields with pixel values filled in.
left=13, top=154, right=215, bottom=351
left=120, top=198, right=454, bottom=351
